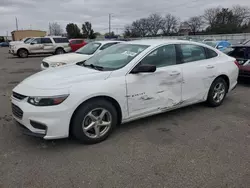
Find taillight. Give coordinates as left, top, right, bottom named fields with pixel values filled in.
left=234, top=60, right=240, bottom=68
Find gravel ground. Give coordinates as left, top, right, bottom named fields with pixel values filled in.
left=0, top=47, right=250, bottom=188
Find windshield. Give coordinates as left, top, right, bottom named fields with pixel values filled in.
left=76, top=42, right=101, bottom=55
left=204, top=41, right=217, bottom=48
left=24, top=38, right=33, bottom=44
left=81, top=43, right=149, bottom=71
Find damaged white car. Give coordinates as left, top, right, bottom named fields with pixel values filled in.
left=12, top=40, right=238, bottom=144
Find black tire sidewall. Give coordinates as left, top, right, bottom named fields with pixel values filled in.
left=18, top=49, right=28, bottom=58
left=207, top=78, right=228, bottom=107
left=55, top=48, right=64, bottom=54
left=71, top=99, right=118, bottom=144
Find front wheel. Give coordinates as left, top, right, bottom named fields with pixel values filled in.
left=71, top=99, right=118, bottom=144
left=18, top=49, right=28, bottom=58
left=206, top=77, right=228, bottom=107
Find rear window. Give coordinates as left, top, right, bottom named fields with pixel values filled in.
left=53, top=38, right=69, bottom=43
left=70, top=40, right=83, bottom=44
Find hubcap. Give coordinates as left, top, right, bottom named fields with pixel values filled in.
left=82, top=108, right=112, bottom=139
left=213, top=82, right=225, bottom=103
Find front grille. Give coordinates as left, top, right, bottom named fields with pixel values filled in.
left=13, top=92, right=27, bottom=100
left=42, top=61, right=49, bottom=68
left=12, top=103, right=23, bottom=119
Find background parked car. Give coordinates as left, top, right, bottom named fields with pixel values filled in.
left=227, top=45, right=250, bottom=79
left=203, top=40, right=231, bottom=53
left=41, top=40, right=122, bottom=70
left=9, top=36, right=71, bottom=58
left=69, top=39, right=87, bottom=52
left=0, top=42, right=9, bottom=47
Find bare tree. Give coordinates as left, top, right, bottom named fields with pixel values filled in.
left=187, top=16, right=204, bottom=35
left=161, top=14, right=179, bottom=35
left=131, top=18, right=149, bottom=37
left=147, top=13, right=164, bottom=36
left=232, top=5, right=250, bottom=26
left=203, top=7, right=221, bottom=27
left=49, top=22, right=63, bottom=36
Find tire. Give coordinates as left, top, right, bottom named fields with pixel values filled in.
left=18, top=49, right=28, bottom=58
left=206, top=77, right=228, bottom=107
left=71, top=99, right=118, bottom=144
left=55, top=48, right=64, bottom=55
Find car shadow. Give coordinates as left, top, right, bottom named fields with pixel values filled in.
left=18, top=102, right=207, bottom=150
left=238, top=78, right=250, bottom=87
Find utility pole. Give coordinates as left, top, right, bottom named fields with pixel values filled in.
left=109, top=14, right=111, bottom=36
left=15, top=17, right=19, bottom=30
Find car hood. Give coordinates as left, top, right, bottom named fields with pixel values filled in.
left=9, top=41, right=24, bottom=45
left=43, top=53, right=92, bottom=65
left=14, top=64, right=111, bottom=92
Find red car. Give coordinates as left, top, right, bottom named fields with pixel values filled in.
left=227, top=45, right=250, bottom=79
left=69, top=39, right=87, bottom=52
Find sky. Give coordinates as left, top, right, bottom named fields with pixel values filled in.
left=0, top=0, right=249, bottom=36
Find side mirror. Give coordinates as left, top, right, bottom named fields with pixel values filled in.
left=30, top=42, right=35, bottom=45
left=131, top=64, right=156, bottom=74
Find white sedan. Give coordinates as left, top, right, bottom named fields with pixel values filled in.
left=41, top=40, right=122, bottom=70
left=12, top=39, right=239, bottom=144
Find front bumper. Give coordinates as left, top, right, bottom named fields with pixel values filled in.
left=9, top=49, right=17, bottom=55
left=11, top=96, right=72, bottom=140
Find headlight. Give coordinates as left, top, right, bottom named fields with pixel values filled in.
left=51, top=62, right=67, bottom=67
left=27, top=94, right=69, bottom=106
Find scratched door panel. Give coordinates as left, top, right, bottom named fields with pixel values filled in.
left=126, top=66, right=182, bottom=118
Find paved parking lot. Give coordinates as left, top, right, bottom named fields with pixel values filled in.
left=0, top=47, right=250, bottom=188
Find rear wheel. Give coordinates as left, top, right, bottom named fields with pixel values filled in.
left=206, top=77, right=228, bottom=107
left=55, top=48, right=64, bottom=55
left=18, top=49, right=28, bottom=58
left=71, top=99, right=118, bottom=144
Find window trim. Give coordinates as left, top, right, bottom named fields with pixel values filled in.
left=99, top=42, right=118, bottom=50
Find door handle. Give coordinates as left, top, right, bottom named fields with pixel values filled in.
left=169, top=71, right=181, bottom=76
left=206, top=65, right=214, bottom=69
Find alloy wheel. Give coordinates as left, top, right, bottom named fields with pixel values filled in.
left=212, top=82, right=226, bottom=103
left=82, top=108, right=112, bottom=139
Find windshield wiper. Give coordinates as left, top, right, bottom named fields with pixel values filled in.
left=83, top=63, right=104, bottom=71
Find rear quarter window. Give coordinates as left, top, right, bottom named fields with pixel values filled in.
left=205, top=48, right=218, bottom=59
left=53, top=38, right=69, bottom=43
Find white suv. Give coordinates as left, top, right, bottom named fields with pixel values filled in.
left=9, top=36, right=71, bottom=58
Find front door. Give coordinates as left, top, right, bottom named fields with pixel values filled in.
left=126, top=44, right=182, bottom=118
left=29, top=38, right=44, bottom=53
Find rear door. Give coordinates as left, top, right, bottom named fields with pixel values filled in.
left=41, top=38, right=54, bottom=53
left=177, top=44, right=218, bottom=103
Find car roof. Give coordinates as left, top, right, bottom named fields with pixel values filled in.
left=90, top=40, right=124, bottom=45
left=125, top=39, right=212, bottom=47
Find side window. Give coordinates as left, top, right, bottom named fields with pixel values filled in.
left=41, top=38, right=52, bottom=44
left=180, top=44, right=206, bottom=63
left=100, top=43, right=119, bottom=50
left=53, top=38, right=69, bottom=43
left=206, top=48, right=218, bottom=59
left=31, top=38, right=41, bottom=44
left=75, top=40, right=83, bottom=44
left=140, top=44, right=177, bottom=67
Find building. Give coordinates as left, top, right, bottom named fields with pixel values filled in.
left=11, top=30, right=46, bottom=41
left=178, top=22, right=191, bottom=36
